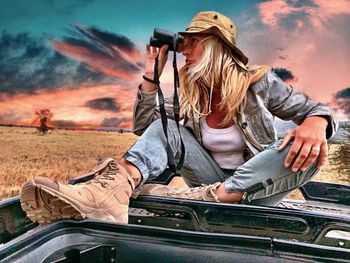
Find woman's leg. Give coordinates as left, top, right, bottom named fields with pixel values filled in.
left=20, top=119, right=228, bottom=224
left=123, top=119, right=228, bottom=188
left=124, top=120, right=319, bottom=206
left=223, top=140, right=320, bottom=206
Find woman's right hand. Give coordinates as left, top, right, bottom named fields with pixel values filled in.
left=144, top=44, right=169, bottom=80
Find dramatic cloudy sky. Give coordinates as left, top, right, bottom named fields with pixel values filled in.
left=0, top=0, right=349, bottom=128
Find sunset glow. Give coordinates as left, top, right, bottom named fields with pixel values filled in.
left=1, top=0, right=349, bottom=128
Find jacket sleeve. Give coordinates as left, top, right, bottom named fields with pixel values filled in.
left=265, top=70, right=338, bottom=139
left=132, top=84, right=175, bottom=136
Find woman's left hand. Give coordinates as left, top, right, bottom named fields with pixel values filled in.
left=278, top=116, right=328, bottom=172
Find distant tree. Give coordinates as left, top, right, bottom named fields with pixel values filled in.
left=34, top=108, right=53, bottom=135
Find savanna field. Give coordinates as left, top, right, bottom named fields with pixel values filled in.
left=0, top=126, right=349, bottom=200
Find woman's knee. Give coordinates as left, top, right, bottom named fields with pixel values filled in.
left=138, top=119, right=182, bottom=149
left=297, top=164, right=319, bottom=186
left=146, top=119, right=177, bottom=134
left=148, top=119, right=164, bottom=130
left=142, top=119, right=167, bottom=138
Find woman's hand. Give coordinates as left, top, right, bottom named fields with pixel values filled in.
left=278, top=116, right=329, bottom=172
left=141, top=45, right=169, bottom=92
left=144, top=45, right=169, bottom=79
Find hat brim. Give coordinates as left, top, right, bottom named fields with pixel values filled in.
left=179, top=26, right=248, bottom=66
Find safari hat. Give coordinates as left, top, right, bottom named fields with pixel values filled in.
left=179, top=11, right=248, bottom=67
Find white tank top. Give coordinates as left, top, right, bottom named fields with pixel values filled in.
left=201, top=118, right=246, bottom=169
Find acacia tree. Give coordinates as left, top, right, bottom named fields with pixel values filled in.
left=34, top=108, right=53, bottom=135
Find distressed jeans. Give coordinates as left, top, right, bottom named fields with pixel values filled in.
left=124, top=119, right=319, bottom=206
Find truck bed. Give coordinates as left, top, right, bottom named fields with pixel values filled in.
left=1, top=185, right=350, bottom=262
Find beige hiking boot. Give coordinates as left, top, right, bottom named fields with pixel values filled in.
left=20, top=158, right=135, bottom=224
left=139, top=182, right=221, bottom=202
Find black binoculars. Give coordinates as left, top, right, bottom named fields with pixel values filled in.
left=149, top=28, right=184, bottom=52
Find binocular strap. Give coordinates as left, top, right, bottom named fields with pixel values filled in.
left=153, top=50, right=185, bottom=176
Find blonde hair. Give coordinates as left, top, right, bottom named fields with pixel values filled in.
left=179, top=35, right=269, bottom=126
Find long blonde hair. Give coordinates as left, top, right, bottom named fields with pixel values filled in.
left=179, top=35, right=269, bottom=126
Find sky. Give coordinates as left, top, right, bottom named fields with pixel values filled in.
left=0, top=0, right=349, bottom=128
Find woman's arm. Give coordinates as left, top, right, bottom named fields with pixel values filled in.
left=132, top=45, right=172, bottom=136
left=266, top=70, right=338, bottom=138
left=265, top=70, right=338, bottom=172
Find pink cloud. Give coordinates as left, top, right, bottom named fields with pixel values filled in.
left=258, top=1, right=298, bottom=27
left=258, top=0, right=350, bottom=31
left=52, top=41, right=141, bottom=81
left=244, top=0, right=350, bottom=109
left=310, top=0, right=350, bottom=29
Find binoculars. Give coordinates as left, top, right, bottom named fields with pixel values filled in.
left=149, top=28, right=184, bottom=52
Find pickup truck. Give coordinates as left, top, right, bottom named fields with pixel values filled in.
left=0, top=170, right=349, bottom=262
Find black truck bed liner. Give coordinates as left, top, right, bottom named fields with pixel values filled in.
left=1, top=180, right=349, bottom=262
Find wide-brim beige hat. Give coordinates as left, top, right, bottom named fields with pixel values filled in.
left=179, top=11, right=248, bottom=67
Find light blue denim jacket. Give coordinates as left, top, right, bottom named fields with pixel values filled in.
left=132, top=69, right=338, bottom=158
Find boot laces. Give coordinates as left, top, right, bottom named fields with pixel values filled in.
left=167, top=185, right=206, bottom=198
left=88, top=161, right=119, bottom=188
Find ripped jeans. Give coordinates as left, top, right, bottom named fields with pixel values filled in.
left=124, top=119, right=319, bottom=206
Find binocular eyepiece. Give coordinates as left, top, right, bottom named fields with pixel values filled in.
left=149, top=28, right=184, bottom=52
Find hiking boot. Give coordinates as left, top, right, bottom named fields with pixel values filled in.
left=139, top=182, right=221, bottom=202
left=20, top=158, right=135, bottom=224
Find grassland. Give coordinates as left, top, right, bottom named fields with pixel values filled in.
left=0, top=126, right=348, bottom=200
left=0, top=126, right=137, bottom=199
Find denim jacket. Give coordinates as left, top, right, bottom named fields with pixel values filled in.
left=132, top=69, right=338, bottom=158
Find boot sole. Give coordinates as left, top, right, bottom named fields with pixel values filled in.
left=20, top=180, right=84, bottom=224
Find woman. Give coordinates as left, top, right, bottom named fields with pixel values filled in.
left=20, top=11, right=337, bottom=224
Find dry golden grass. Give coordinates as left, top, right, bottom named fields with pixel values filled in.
left=0, top=126, right=348, bottom=200
left=0, top=126, right=137, bottom=199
